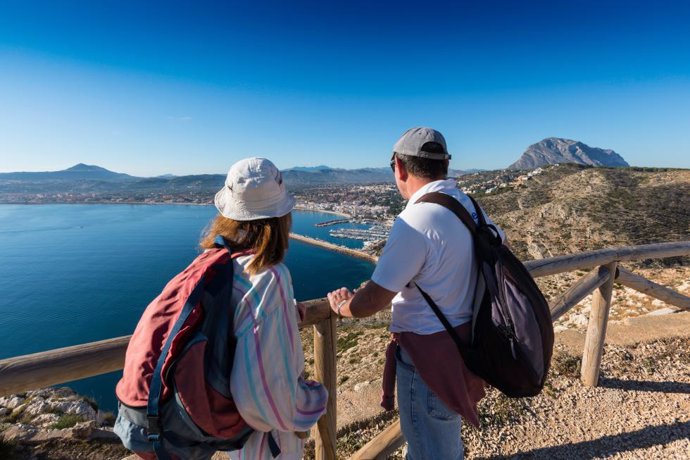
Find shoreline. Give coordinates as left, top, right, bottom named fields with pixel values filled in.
left=290, top=233, right=378, bottom=263
left=0, top=202, right=354, bottom=220
left=294, top=205, right=351, bottom=218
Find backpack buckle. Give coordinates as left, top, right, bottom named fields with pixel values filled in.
left=147, top=414, right=161, bottom=438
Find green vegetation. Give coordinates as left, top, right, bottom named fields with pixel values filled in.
left=551, top=352, right=581, bottom=379
left=51, top=414, right=85, bottom=429
left=337, top=331, right=363, bottom=353
left=474, top=392, right=526, bottom=429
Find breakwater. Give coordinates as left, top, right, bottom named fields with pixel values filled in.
left=315, top=218, right=351, bottom=227
left=290, top=233, right=378, bottom=263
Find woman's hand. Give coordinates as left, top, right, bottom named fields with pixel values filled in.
left=296, top=301, right=307, bottom=323
left=327, top=287, right=354, bottom=317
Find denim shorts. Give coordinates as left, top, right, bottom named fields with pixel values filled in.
left=396, top=345, right=464, bottom=460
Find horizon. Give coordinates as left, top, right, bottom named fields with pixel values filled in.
left=2, top=1, right=690, bottom=175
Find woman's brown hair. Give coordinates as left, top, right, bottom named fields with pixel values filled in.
left=200, top=213, right=292, bottom=275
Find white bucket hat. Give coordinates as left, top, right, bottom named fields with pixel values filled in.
left=214, top=157, right=295, bottom=221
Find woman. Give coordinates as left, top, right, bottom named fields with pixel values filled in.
left=116, top=157, right=325, bottom=460
left=209, top=157, right=328, bottom=459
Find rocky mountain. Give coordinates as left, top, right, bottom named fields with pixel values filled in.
left=508, top=138, right=629, bottom=170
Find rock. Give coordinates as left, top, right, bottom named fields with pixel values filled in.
left=646, top=307, right=679, bottom=316
left=29, top=429, right=69, bottom=443
left=87, top=427, right=120, bottom=442
left=353, top=381, right=370, bottom=392
left=0, top=395, right=25, bottom=410
left=31, top=413, right=60, bottom=427
left=49, top=399, right=97, bottom=420
left=2, top=423, right=37, bottom=442
left=22, top=397, right=51, bottom=417
left=71, top=420, right=99, bottom=439
left=0, top=407, right=10, bottom=416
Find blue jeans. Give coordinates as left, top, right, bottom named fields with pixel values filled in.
left=396, top=345, right=464, bottom=460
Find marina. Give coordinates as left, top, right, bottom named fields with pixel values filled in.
left=329, top=225, right=390, bottom=243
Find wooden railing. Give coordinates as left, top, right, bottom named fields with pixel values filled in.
left=0, top=241, right=689, bottom=460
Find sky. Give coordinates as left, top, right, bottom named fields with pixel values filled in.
left=1, top=0, right=690, bottom=176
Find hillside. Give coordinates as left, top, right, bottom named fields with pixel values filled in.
left=472, top=164, right=689, bottom=263
left=509, top=138, right=629, bottom=170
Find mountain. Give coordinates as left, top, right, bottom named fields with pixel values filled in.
left=0, top=163, right=469, bottom=203
left=508, top=138, right=629, bottom=170
left=286, top=165, right=332, bottom=173
left=0, top=163, right=135, bottom=181
left=283, top=167, right=392, bottom=187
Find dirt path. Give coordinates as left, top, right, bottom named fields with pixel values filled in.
left=326, top=311, right=690, bottom=459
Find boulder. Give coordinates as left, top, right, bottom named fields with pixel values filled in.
left=49, top=399, right=97, bottom=421
left=0, top=395, right=26, bottom=410
left=2, top=423, right=37, bottom=442
left=31, top=413, right=61, bottom=428
left=22, top=397, right=51, bottom=417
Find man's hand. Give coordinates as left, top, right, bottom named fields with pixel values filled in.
left=327, top=281, right=397, bottom=319
left=327, top=287, right=354, bottom=317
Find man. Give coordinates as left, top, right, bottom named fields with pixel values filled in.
left=327, top=127, right=503, bottom=459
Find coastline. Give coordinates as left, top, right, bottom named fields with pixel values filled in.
left=1, top=202, right=353, bottom=220
left=294, top=205, right=352, bottom=218
left=290, top=233, right=378, bottom=263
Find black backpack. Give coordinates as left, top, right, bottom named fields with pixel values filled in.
left=415, top=192, right=554, bottom=397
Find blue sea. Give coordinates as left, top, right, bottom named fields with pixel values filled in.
left=0, top=204, right=374, bottom=411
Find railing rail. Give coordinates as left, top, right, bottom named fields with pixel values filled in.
left=1, top=241, right=689, bottom=459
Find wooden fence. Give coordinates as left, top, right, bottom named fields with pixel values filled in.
left=0, top=241, right=689, bottom=459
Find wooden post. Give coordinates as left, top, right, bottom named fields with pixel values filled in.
left=581, top=262, right=618, bottom=387
left=312, top=315, right=338, bottom=460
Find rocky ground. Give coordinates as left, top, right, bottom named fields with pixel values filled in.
left=0, top=387, right=128, bottom=459
left=313, top=330, right=690, bottom=459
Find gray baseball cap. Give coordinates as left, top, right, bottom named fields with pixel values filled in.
left=393, top=127, right=451, bottom=160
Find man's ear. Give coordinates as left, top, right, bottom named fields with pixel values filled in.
left=396, top=157, right=408, bottom=181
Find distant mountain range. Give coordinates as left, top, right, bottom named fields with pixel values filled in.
left=508, top=138, right=629, bottom=170
left=0, top=164, right=468, bottom=189
left=0, top=163, right=135, bottom=182
left=0, top=140, right=634, bottom=203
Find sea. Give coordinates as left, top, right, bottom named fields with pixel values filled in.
left=0, top=204, right=375, bottom=412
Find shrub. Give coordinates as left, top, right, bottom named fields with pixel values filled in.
left=52, top=414, right=85, bottom=429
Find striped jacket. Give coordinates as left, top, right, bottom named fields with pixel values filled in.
left=229, top=255, right=328, bottom=459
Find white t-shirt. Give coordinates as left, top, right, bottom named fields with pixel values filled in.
left=371, top=179, right=504, bottom=335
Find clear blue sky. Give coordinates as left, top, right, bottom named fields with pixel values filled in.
left=1, top=0, right=690, bottom=176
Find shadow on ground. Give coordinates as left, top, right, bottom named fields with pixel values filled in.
left=474, top=421, right=689, bottom=459
left=599, top=377, right=690, bottom=394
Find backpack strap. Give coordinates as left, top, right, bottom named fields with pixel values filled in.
left=412, top=191, right=484, bottom=358
left=146, top=239, right=234, bottom=460
left=416, top=191, right=479, bottom=235
left=147, top=278, right=206, bottom=460
left=414, top=283, right=469, bottom=354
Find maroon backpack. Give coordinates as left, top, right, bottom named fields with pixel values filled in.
left=416, top=192, right=554, bottom=397
left=114, top=237, right=280, bottom=459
